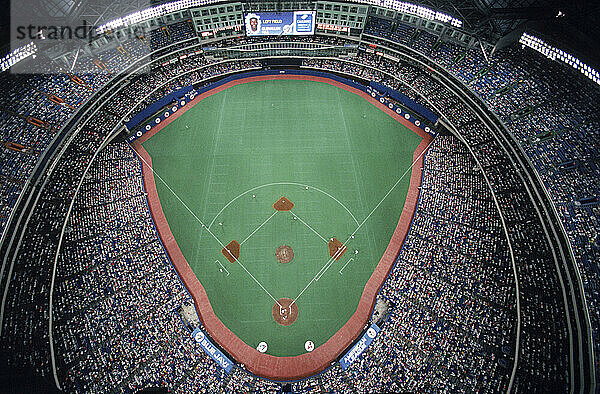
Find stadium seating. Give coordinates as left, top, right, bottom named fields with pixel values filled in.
left=0, top=9, right=598, bottom=392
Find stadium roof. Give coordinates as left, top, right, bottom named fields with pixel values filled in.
left=3, top=0, right=599, bottom=67
left=430, top=0, right=600, bottom=66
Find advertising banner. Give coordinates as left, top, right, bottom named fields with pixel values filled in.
left=191, top=328, right=234, bottom=373
left=340, top=323, right=380, bottom=370
left=245, top=11, right=315, bottom=36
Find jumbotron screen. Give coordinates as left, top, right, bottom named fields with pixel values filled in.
left=244, top=11, right=316, bottom=36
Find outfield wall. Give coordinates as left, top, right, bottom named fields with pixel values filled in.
left=125, top=86, right=194, bottom=130
left=132, top=72, right=433, bottom=381
left=369, top=81, right=439, bottom=124
left=127, top=69, right=437, bottom=142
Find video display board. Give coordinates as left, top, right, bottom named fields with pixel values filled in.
left=244, top=11, right=316, bottom=36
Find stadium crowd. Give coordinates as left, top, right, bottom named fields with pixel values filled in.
left=50, top=133, right=521, bottom=392
left=0, top=10, right=598, bottom=393
left=358, top=17, right=599, bottom=379
left=0, top=20, right=201, bottom=234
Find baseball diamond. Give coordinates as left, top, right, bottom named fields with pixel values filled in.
left=3, top=1, right=600, bottom=391
left=134, top=76, right=429, bottom=379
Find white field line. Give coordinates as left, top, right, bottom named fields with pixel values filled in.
left=240, top=211, right=278, bottom=245
left=290, top=211, right=328, bottom=243
left=291, top=138, right=434, bottom=306
left=131, top=145, right=282, bottom=308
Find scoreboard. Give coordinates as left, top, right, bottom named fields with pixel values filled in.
left=244, top=11, right=316, bottom=36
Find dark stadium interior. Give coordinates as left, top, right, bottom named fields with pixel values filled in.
left=0, top=0, right=598, bottom=392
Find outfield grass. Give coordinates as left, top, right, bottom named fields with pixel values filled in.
left=142, top=79, right=422, bottom=356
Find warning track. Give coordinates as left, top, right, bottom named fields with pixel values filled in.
left=133, top=73, right=431, bottom=381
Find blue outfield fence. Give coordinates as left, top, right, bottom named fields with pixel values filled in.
left=365, top=85, right=436, bottom=135
left=339, top=323, right=381, bottom=370
left=128, top=69, right=438, bottom=142
left=125, top=86, right=194, bottom=130
left=369, top=81, right=439, bottom=124
left=191, top=327, right=235, bottom=374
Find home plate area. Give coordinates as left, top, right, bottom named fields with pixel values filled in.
left=272, top=298, right=299, bottom=326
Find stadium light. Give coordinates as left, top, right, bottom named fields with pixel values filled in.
left=96, top=0, right=222, bottom=34
left=0, top=42, right=37, bottom=72
left=519, top=32, right=600, bottom=87
left=353, top=0, right=462, bottom=27
left=96, top=0, right=463, bottom=35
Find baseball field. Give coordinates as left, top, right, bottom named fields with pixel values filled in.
left=140, top=78, right=423, bottom=358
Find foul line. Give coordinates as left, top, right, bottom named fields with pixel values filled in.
left=131, top=144, right=282, bottom=308
left=234, top=256, right=282, bottom=308
left=290, top=211, right=328, bottom=244
left=316, top=244, right=347, bottom=282
left=240, top=211, right=278, bottom=245
left=291, top=137, right=434, bottom=307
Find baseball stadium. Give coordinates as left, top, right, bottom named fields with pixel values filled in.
left=0, top=0, right=598, bottom=393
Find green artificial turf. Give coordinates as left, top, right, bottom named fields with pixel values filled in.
left=142, top=79, right=422, bottom=356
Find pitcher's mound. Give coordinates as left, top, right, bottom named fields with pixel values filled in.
left=275, top=245, right=294, bottom=264
left=272, top=298, right=299, bottom=326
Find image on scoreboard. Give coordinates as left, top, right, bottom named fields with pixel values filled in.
left=245, top=11, right=315, bottom=36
